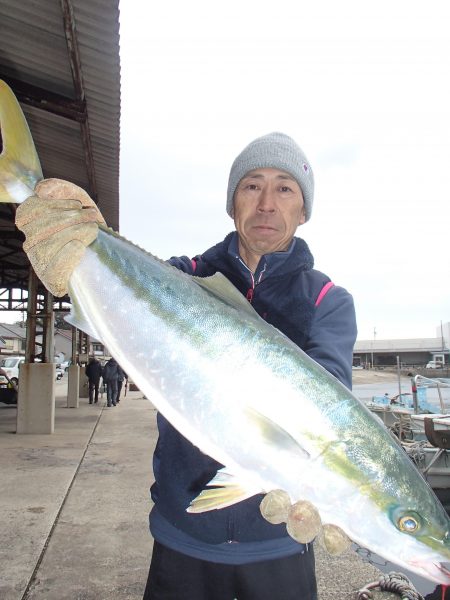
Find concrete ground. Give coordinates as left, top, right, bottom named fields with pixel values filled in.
left=0, top=377, right=402, bottom=599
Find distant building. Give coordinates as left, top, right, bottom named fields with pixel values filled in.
left=0, top=323, right=26, bottom=355
left=353, top=322, right=449, bottom=368
left=53, top=329, right=72, bottom=362
left=0, top=322, right=107, bottom=362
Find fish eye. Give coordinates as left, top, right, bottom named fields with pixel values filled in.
left=390, top=507, right=423, bottom=535
left=398, top=515, right=419, bottom=533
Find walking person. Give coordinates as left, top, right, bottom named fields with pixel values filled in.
left=102, top=357, right=119, bottom=407
left=85, top=357, right=103, bottom=404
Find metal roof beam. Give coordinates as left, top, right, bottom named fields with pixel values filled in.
left=60, top=0, right=98, bottom=202
left=0, top=75, right=87, bottom=123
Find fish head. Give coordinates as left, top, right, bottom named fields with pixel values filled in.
left=315, top=399, right=450, bottom=586
left=349, top=483, right=450, bottom=585
left=391, top=501, right=450, bottom=584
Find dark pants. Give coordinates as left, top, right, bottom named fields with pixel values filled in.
left=88, top=379, right=100, bottom=403
left=106, top=380, right=118, bottom=406
left=117, top=379, right=123, bottom=402
left=143, top=541, right=317, bottom=600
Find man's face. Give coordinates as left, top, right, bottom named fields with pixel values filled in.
left=233, top=168, right=306, bottom=258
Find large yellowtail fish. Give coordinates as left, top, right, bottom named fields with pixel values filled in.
left=1, top=79, right=450, bottom=584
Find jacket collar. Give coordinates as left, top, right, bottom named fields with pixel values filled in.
left=202, top=231, right=314, bottom=282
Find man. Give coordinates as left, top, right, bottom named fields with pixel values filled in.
left=16, top=132, right=357, bottom=600
left=85, top=357, right=103, bottom=404
left=102, top=357, right=119, bottom=407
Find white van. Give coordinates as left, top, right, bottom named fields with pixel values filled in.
left=426, top=360, right=443, bottom=369
left=0, top=356, right=25, bottom=385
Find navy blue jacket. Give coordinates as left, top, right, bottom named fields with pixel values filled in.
left=149, top=232, right=357, bottom=564
left=85, top=359, right=102, bottom=383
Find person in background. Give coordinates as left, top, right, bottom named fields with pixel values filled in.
left=102, top=357, right=119, bottom=407
left=116, top=365, right=128, bottom=404
left=85, top=357, right=103, bottom=404
left=15, top=132, right=357, bottom=600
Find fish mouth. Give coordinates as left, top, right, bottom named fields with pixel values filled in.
left=414, top=560, right=450, bottom=585
left=436, top=562, right=450, bottom=582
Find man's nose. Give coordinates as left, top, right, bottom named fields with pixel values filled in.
left=257, top=188, right=276, bottom=212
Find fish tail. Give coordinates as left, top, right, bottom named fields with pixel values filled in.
left=0, top=79, right=43, bottom=203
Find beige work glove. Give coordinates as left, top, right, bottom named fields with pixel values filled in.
left=260, top=490, right=351, bottom=556
left=15, top=178, right=106, bottom=297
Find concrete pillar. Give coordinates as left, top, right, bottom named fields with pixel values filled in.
left=79, top=365, right=89, bottom=398
left=17, top=363, right=55, bottom=434
left=67, top=364, right=80, bottom=408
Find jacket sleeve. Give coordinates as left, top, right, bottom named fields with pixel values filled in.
left=304, top=285, right=357, bottom=389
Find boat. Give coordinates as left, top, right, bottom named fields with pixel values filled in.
left=364, top=377, right=450, bottom=506
left=409, top=414, right=450, bottom=441
left=365, top=388, right=434, bottom=439
left=402, top=417, right=450, bottom=510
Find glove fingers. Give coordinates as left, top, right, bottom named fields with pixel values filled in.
left=286, top=500, right=322, bottom=544
left=21, top=205, right=101, bottom=249
left=318, top=524, right=351, bottom=556
left=260, top=490, right=291, bottom=524
left=34, top=178, right=106, bottom=225
left=16, top=196, right=83, bottom=228
left=25, top=220, right=98, bottom=260
left=36, top=178, right=95, bottom=208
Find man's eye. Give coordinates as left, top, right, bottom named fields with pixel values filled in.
left=280, top=186, right=292, bottom=193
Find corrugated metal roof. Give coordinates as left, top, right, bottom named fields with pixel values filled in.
left=0, top=0, right=120, bottom=300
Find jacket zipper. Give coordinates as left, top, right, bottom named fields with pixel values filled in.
left=238, top=258, right=267, bottom=304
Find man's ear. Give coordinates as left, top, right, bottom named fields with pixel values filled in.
left=298, top=206, right=306, bottom=225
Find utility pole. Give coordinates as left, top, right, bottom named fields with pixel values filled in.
left=371, top=326, right=376, bottom=369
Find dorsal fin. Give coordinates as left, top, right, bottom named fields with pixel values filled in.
left=0, top=79, right=43, bottom=203
left=192, top=272, right=259, bottom=318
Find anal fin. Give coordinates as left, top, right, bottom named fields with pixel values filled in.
left=187, top=468, right=263, bottom=513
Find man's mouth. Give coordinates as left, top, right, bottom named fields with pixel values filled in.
left=252, top=224, right=277, bottom=231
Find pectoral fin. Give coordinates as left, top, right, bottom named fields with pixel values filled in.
left=244, top=406, right=310, bottom=459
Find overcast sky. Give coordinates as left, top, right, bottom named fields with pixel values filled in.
left=118, top=0, right=450, bottom=342
left=119, top=1, right=450, bottom=342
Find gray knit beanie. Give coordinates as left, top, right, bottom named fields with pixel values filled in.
left=226, top=132, right=314, bottom=221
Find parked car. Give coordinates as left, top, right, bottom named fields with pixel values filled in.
left=55, top=360, right=69, bottom=379
left=0, top=368, right=18, bottom=404
left=0, top=357, right=65, bottom=384
left=426, top=360, right=444, bottom=369
left=60, top=360, right=71, bottom=372
left=0, top=356, right=25, bottom=386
